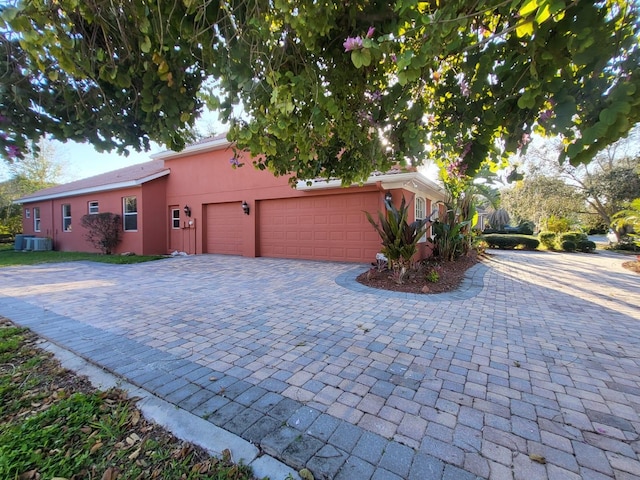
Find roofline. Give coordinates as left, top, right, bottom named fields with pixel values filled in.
left=15, top=169, right=170, bottom=204
left=296, top=172, right=444, bottom=193
left=151, top=136, right=232, bottom=160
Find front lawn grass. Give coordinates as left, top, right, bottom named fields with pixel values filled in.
left=0, top=318, right=260, bottom=480
left=0, top=243, right=165, bottom=267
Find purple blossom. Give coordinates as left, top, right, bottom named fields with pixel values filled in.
left=229, top=157, right=241, bottom=167
left=539, top=109, right=554, bottom=122
left=365, top=90, right=383, bottom=102
left=461, top=142, right=472, bottom=158
left=0, top=115, right=7, bottom=123
left=390, top=53, right=397, bottom=63
left=6, top=145, right=20, bottom=159
left=457, top=74, right=470, bottom=98
left=343, top=36, right=363, bottom=52
left=366, top=26, right=375, bottom=39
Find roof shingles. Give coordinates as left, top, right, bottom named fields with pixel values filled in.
left=17, top=159, right=168, bottom=203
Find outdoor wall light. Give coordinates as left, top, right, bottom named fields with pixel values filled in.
left=183, top=205, right=191, bottom=217
left=384, top=191, right=393, bottom=203
left=241, top=201, right=250, bottom=215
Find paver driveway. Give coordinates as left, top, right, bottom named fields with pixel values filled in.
left=0, top=250, right=639, bottom=479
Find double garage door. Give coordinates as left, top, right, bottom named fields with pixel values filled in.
left=205, top=193, right=381, bottom=263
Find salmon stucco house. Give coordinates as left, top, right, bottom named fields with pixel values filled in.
left=17, top=135, right=445, bottom=263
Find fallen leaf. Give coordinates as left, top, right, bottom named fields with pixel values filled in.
left=130, top=410, right=140, bottom=425
left=90, top=442, right=103, bottom=454
left=128, top=448, right=141, bottom=461
left=19, top=470, right=38, bottom=480
left=299, top=468, right=315, bottom=480
left=221, top=448, right=231, bottom=462
left=101, top=467, right=118, bottom=480
left=529, top=453, right=546, bottom=464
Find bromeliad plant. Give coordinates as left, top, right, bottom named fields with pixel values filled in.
left=365, top=196, right=429, bottom=284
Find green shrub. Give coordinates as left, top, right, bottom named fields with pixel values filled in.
left=576, top=240, right=596, bottom=252
left=561, top=240, right=576, bottom=252
left=559, top=231, right=587, bottom=244
left=546, top=215, right=571, bottom=233
left=538, top=231, right=556, bottom=249
left=517, top=221, right=535, bottom=236
left=482, top=234, right=539, bottom=250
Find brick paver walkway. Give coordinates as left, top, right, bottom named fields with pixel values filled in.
left=0, top=250, right=638, bottom=479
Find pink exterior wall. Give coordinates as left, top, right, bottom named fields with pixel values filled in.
left=21, top=178, right=168, bottom=255
left=140, top=177, right=169, bottom=254
left=164, top=148, right=386, bottom=257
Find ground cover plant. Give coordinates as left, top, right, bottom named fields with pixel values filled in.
left=0, top=317, right=260, bottom=480
left=0, top=243, right=164, bottom=267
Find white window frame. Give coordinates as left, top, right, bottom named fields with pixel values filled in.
left=123, top=196, right=138, bottom=231
left=33, top=207, right=41, bottom=232
left=25, top=208, right=30, bottom=219
left=62, top=204, right=72, bottom=232
left=415, top=197, right=427, bottom=242
left=171, top=208, right=181, bottom=229
left=88, top=201, right=99, bottom=215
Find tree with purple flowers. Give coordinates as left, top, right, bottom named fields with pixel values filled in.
left=1, top=1, right=639, bottom=185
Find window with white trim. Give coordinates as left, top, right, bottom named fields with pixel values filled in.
left=415, top=197, right=427, bottom=242
left=123, top=196, right=137, bottom=231
left=171, top=208, right=180, bottom=229
left=62, top=204, right=72, bottom=232
left=33, top=207, right=41, bottom=232
left=25, top=208, right=30, bottom=219
left=88, top=201, right=99, bottom=214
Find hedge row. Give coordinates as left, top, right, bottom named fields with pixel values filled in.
left=482, top=234, right=540, bottom=250
left=538, top=231, right=596, bottom=252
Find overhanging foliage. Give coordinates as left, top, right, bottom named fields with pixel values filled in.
left=1, top=1, right=639, bottom=184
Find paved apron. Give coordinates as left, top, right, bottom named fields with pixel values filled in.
left=0, top=250, right=639, bottom=479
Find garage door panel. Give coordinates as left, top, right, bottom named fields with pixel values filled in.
left=259, top=192, right=381, bottom=262
left=206, top=203, right=243, bottom=255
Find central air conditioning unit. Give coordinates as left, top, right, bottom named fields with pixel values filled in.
left=31, top=237, right=52, bottom=251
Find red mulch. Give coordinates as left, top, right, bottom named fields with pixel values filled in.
left=356, top=252, right=480, bottom=294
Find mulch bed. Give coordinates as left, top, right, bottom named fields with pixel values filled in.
left=622, top=260, right=640, bottom=274
left=356, top=251, right=480, bottom=294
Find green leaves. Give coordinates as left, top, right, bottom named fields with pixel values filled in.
left=351, top=49, right=371, bottom=68
left=1, top=0, right=638, bottom=184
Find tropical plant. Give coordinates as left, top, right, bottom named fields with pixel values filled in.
left=487, top=208, right=511, bottom=231
left=365, top=197, right=428, bottom=284
left=612, top=198, right=640, bottom=248
left=80, top=213, right=122, bottom=254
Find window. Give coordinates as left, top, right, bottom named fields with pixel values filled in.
left=33, top=207, right=41, bottom=232
left=25, top=208, right=30, bottom=219
left=62, top=204, right=72, bottom=232
left=88, top=201, right=99, bottom=214
left=171, top=208, right=180, bottom=229
left=123, top=196, right=137, bottom=231
left=415, top=197, right=427, bottom=242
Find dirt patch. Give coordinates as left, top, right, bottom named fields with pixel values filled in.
left=356, top=252, right=480, bottom=294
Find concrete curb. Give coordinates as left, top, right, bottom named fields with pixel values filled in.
left=40, top=341, right=301, bottom=480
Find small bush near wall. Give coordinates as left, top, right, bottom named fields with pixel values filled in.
left=538, top=231, right=557, bottom=250
left=80, top=213, right=122, bottom=254
left=482, top=234, right=539, bottom=250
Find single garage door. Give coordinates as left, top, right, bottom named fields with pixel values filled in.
left=205, top=203, right=243, bottom=255
left=258, top=192, right=381, bottom=262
